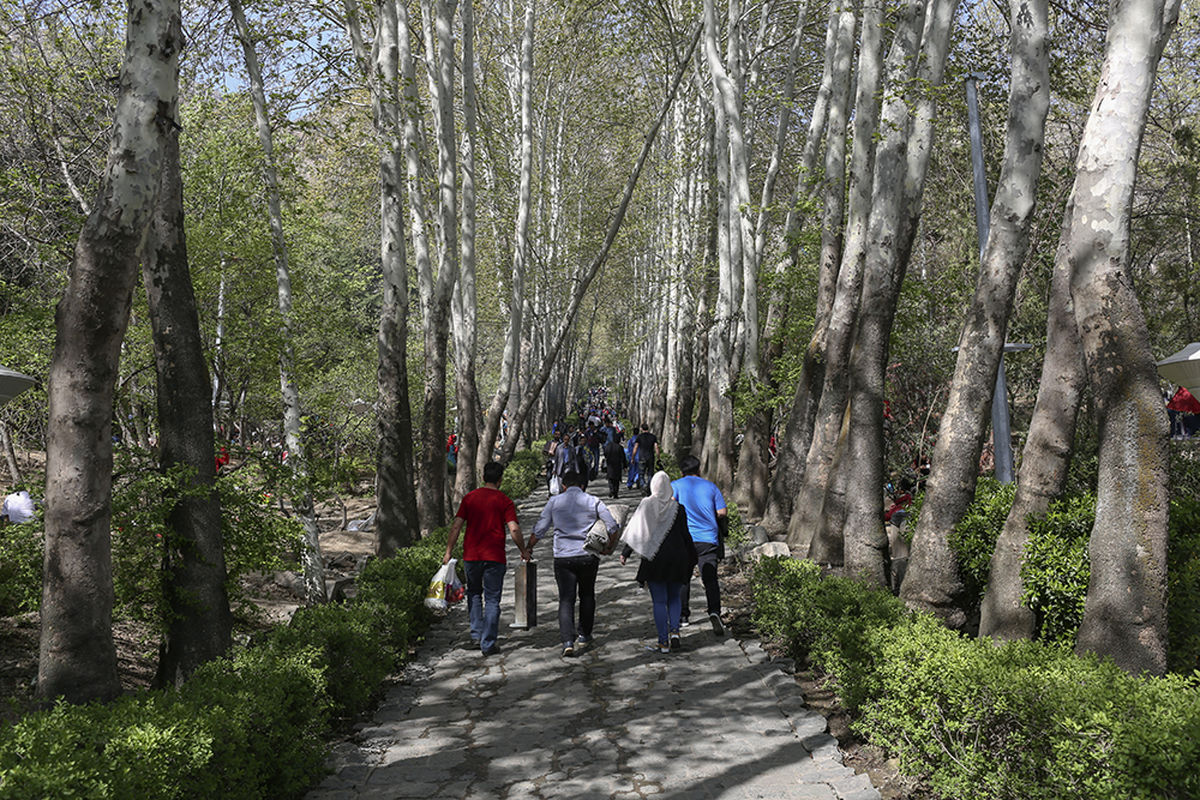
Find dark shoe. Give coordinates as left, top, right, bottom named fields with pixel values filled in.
left=575, top=635, right=593, bottom=653
left=482, top=644, right=501, bottom=656
left=679, top=617, right=691, bottom=628
left=562, top=643, right=576, bottom=658
left=669, top=634, right=681, bottom=651
left=709, top=612, right=725, bottom=636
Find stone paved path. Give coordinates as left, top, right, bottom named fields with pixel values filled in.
left=308, top=479, right=880, bottom=800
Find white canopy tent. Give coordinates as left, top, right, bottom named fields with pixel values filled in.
left=1156, top=343, right=1200, bottom=396
left=0, top=365, right=36, bottom=408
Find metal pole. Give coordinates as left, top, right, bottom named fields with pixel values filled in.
left=966, top=74, right=1015, bottom=483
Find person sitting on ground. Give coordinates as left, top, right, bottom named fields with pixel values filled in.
left=527, top=467, right=619, bottom=657
left=621, top=471, right=696, bottom=654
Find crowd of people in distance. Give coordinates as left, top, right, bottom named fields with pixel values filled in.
left=443, top=387, right=729, bottom=658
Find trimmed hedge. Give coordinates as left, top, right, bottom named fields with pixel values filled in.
left=0, top=530, right=448, bottom=800
left=751, top=557, right=1200, bottom=800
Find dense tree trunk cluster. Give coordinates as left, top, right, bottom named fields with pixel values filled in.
left=14, top=0, right=1193, bottom=705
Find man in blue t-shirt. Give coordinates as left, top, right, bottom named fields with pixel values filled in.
left=671, top=455, right=728, bottom=635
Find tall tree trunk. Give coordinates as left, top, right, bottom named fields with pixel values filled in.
left=760, top=3, right=854, bottom=535
left=979, top=200, right=1085, bottom=639
left=700, top=0, right=735, bottom=488
left=412, top=0, right=459, bottom=530
left=842, top=0, right=959, bottom=589
left=344, top=0, right=420, bottom=555
left=230, top=0, right=325, bottom=603
left=144, top=110, right=232, bottom=687
left=479, top=0, right=533, bottom=472
left=787, top=0, right=904, bottom=555
left=1, top=422, right=22, bottom=485
left=452, top=0, right=481, bottom=502
left=798, top=8, right=858, bottom=562
left=1071, top=0, right=1178, bottom=675
left=498, top=25, right=702, bottom=462
left=901, top=0, right=1050, bottom=617
left=396, top=0, right=437, bottom=532
left=39, top=0, right=181, bottom=704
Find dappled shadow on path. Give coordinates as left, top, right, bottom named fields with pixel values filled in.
left=307, top=476, right=875, bottom=800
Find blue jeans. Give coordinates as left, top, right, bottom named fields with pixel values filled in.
left=647, top=581, right=684, bottom=645
left=464, top=561, right=506, bottom=652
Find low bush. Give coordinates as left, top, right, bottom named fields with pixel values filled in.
left=946, top=477, right=1015, bottom=609
left=0, top=528, right=450, bottom=799
left=0, top=521, right=41, bottom=615
left=1020, top=493, right=1093, bottom=646
left=1168, top=496, right=1200, bottom=673
left=500, top=449, right=543, bottom=499
left=752, top=556, right=1200, bottom=800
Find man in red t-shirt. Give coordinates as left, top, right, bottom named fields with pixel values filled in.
left=443, top=461, right=527, bottom=656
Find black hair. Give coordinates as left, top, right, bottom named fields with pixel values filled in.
left=483, top=461, right=505, bottom=484
left=679, top=454, right=701, bottom=475
left=562, top=469, right=587, bottom=488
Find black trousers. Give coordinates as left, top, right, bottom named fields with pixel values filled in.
left=553, top=554, right=600, bottom=645
left=680, top=541, right=721, bottom=619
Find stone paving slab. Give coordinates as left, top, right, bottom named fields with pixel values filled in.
left=308, top=480, right=880, bottom=800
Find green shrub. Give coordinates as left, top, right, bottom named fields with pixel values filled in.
left=1168, top=496, right=1200, bottom=673
left=946, top=477, right=1015, bottom=608
left=751, top=557, right=908, bottom=709
left=0, top=521, right=41, bottom=615
left=0, top=646, right=330, bottom=800
left=724, top=501, right=748, bottom=547
left=0, top=532, right=446, bottom=799
left=752, top=559, right=1200, bottom=800
left=1020, top=494, right=1094, bottom=646
left=270, top=604, right=394, bottom=719
left=500, top=448, right=543, bottom=499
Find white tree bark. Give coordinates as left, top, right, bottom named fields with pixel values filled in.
left=480, top=0, right=533, bottom=472
left=1071, top=0, right=1179, bottom=675
left=229, top=0, right=325, bottom=603
left=39, top=0, right=182, bottom=704
left=904, top=0, right=1051, bottom=614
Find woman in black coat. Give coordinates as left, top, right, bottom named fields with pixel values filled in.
left=620, top=471, right=697, bottom=652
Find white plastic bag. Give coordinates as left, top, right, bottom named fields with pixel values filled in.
left=424, top=558, right=464, bottom=611
left=549, top=474, right=562, bottom=496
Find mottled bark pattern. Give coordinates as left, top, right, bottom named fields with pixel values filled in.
left=980, top=203, right=1084, bottom=639
left=902, top=0, right=1049, bottom=619
left=145, top=119, right=232, bottom=686
left=39, top=0, right=182, bottom=703
left=1070, top=0, right=1179, bottom=675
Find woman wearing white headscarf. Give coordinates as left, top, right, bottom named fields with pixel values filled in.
left=620, top=471, right=696, bottom=653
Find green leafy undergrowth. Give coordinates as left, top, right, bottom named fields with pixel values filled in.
left=751, top=557, right=1200, bottom=800
left=500, top=448, right=543, bottom=500
left=0, top=530, right=448, bottom=800
left=946, top=477, right=1015, bottom=608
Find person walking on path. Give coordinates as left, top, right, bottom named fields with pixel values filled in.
left=630, top=423, right=659, bottom=495
left=442, top=461, right=529, bottom=656
left=673, top=454, right=727, bottom=635
left=527, top=468, right=620, bottom=657
left=624, top=433, right=640, bottom=490
left=602, top=434, right=626, bottom=498
left=620, top=471, right=696, bottom=654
